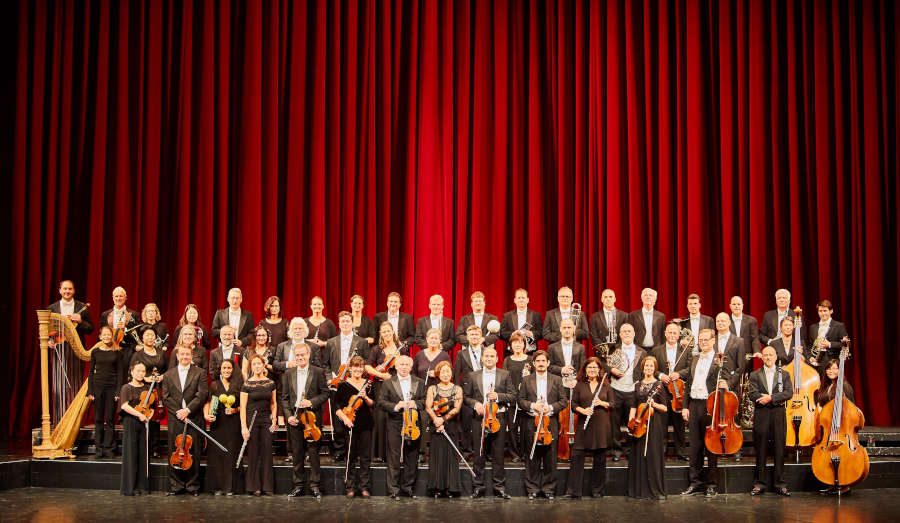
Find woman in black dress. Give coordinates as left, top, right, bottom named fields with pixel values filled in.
left=627, top=356, right=668, bottom=500
left=425, top=361, right=463, bottom=498
left=205, top=359, right=243, bottom=495
left=334, top=356, right=375, bottom=498
left=816, top=359, right=856, bottom=496
left=565, top=357, right=612, bottom=498
left=240, top=354, right=277, bottom=496
left=366, top=322, right=406, bottom=461
left=140, top=303, right=169, bottom=345
left=306, top=295, right=336, bottom=352
left=262, top=296, right=289, bottom=349
left=502, top=332, right=531, bottom=461
left=168, top=325, right=207, bottom=372
left=172, top=304, right=210, bottom=351
left=131, top=327, right=167, bottom=457
left=241, top=326, right=275, bottom=380
left=119, top=361, right=149, bottom=495
left=88, top=325, right=122, bottom=458
left=350, top=294, right=376, bottom=348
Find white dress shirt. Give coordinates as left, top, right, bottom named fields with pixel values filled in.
left=690, top=354, right=714, bottom=400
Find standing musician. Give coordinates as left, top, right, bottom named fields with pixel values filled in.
left=118, top=361, right=150, bottom=496
left=210, top=325, right=242, bottom=382
left=589, top=289, right=628, bottom=349
left=502, top=332, right=532, bottom=461
left=413, top=328, right=452, bottom=463
left=425, top=361, right=464, bottom=498
left=273, top=317, right=311, bottom=459
left=454, top=325, right=487, bottom=455
left=670, top=329, right=737, bottom=497
left=456, top=291, right=500, bottom=348
left=682, top=294, right=715, bottom=347
left=366, top=322, right=408, bottom=463
left=564, top=357, right=612, bottom=499
left=626, top=357, right=669, bottom=500
left=334, top=356, right=375, bottom=498
left=210, top=288, right=255, bottom=348
left=768, top=316, right=802, bottom=366
left=323, top=311, right=371, bottom=462
left=130, top=327, right=167, bottom=458
left=48, top=280, right=94, bottom=423
left=204, top=359, right=243, bottom=496
left=629, top=288, right=666, bottom=351
left=99, top=286, right=139, bottom=385
left=87, top=325, right=122, bottom=458
left=414, top=294, right=456, bottom=352
left=240, top=355, right=278, bottom=496
left=760, top=289, right=796, bottom=347
left=281, top=344, right=329, bottom=498
left=377, top=355, right=425, bottom=499
left=464, top=347, right=514, bottom=499
left=261, top=296, right=289, bottom=349
left=172, top=304, right=211, bottom=351
left=807, top=300, right=850, bottom=369
left=543, top=286, right=589, bottom=344
left=499, top=288, right=543, bottom=355
left=241, top=325, right=275, bottom=380
left=373, top=292, right=416, bottom=348
left=548, top=319, right=586, bottom=378
left=748, top=346, right=793, bottom=496
left=815, top=359, right=857, bottom=496
left=729, top=296, right=760, bottom=363
left=608, top=324, right=647, bottom=461
left=168, top=325, right=208, bottom=373
left=161, top=345, right=208, bottom=496
left=652, top=322, right=691, bottom=460
left=517, top=350, right=567, bottom=500
left=715, top=313, right=746, bottom=368
left=349, top=294, right=377, bottom=349
left=306, top=295, right=337, bottom=351
left=48, top=279, right=94, bottom=337
left=140, top=303, right=169, bottom=343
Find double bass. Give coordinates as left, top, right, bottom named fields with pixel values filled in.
left=785, top=307, right=820, bottom=449
left=811, top=339, right=868, bottom=491
left=704, top=353, right=743, bottom=455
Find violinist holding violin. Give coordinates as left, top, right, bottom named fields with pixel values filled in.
left=376, top=355, right=424, bottom=499
left=281, top=344, right=329, bottom=498
left=464, top=346, right=514, bottom=499
left=517, top=350, right=567, bottom=500
left=425, top=360, right=464, bottom=498
left=651, top=322, right=691, bottom=460
left=626, top=356, right=668, bottom=500
left=334, top=356, right=375, bottom=498
left=161, top=345, right=208, bottom=496
left=324, top=312, right=371, bottom=463
left=367, top=322, right=407, bottom=462
left=118, top=361, right=150, bottom=495
left=747, top=345, right=793, bottom=496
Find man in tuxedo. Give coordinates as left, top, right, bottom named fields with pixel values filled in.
left=714, top=313, right=746, bottom=369
left=323, top=311, right=371, bottom=461
left=672, top=329, right=739, bottom=497
left=373, top=292, right=416, bottom=348
left=547, top=319, right=585, bottom=378
left=760, top=289, right=795, bottom=346
left=748, top=346, right=793, bottom=496
left=808, top=299, right=850, bottom=369
left=543, top=286, right=589, bottom=344
left=653, top=322, right=691, bottom=460
left=499, top=288, right=542, bottom=354
left=456, top=291, right=500, bottom=348
left=99, top=286, right=140, bottom=385
left=414, top=294, right=455, bottom=352
left=281, top=343, right=329, bottom=498
left=729, top=296, right=760, bottom=364
left=517, top=350, right=567, bottom=499
left=377, top=355, right=425, bottom=499
left=464, top=347, right=514, bottom=499
left=209, top=325, right=243, bottom=381
left=210, top=288, right=255, bottom=347
left=629, top=288, right=666, bottom=350
left=589, top=288, right=628, bottom=349
left=48, top=279, right=93, bottom=338
left=608, top=323, right=647, bottom=460
left=48, top=280, right=94, bottom=411
left=162, top=345, right=208, bottom=496
left=683, top=294, right=715, bottom=350
left=454, top=325, right=487, bottom=454
left=272, top=317, right=309, bottom=464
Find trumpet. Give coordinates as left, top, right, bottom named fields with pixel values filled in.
left=809, top=337, right=826, bottom=366
left=570, top=303, right=583, bottom=327
left=520, top=322, right=538, bottom=353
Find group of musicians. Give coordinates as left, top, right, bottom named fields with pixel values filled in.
left=49, top=281, right=856, bottom=499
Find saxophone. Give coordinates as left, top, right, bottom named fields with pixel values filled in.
left=738, top=371, right=755, bottom=429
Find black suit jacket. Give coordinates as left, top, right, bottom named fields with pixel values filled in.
left=682, top=315, right=715, bottom=336
left=589, top=309, right=629, bottom=347
left=546, top=342, right=586, bottom=377
left=373, top=311, right=416, bottom=347
left=542, top=308, right=589, bottom=344
left=414, top=316, right=455, bottom=351
left=680, top=352, right=739, bottom=397
left=463, top=368, right=515, bottom=412
left=48, top=300, right=94, bottom=336
left=715, top=333, right=747, bottom=373
left=499, top=309, right=543, bottom=342
left=628, top=308, right=667, bottom=348
left=208, top=345, right=243, bottom=381
left=516, top=373, right=568, bottom=428
left=162, top=365, right=208, bottom=418
left=650, top=344, right=690, bottom=376
left=760, top=309, right=799, bottom=346
left=729, top=314, right=760, bottom=359
left=769, top=337, right=805, bottom=366
left=280, top=364, right=330, bottom=419
left=99, top=307, right=140, bottom=347
left=807, top=320, right=850, bottom=368
left=608, top=347, right=648, bottom=384
left=453, top=346, right=483, bottom=387
left=322, top=334, right=371, bottom=375
left=455, top=312, right=500, bottom=347
left=210, top=308, right=255, bottom=347
left=376, top=375, right=425, bottom=421
left=748, top=366, right=793, bottom=407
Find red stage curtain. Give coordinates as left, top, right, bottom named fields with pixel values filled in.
left=4, top=0, right=898, bottom=436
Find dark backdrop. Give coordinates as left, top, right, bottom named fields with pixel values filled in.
left=3, top=0, right=898, bottom=437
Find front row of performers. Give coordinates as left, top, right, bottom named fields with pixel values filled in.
left=113, top=321, right=856, bottom=499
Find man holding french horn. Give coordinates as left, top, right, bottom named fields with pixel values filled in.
left=607, top=323, right=647, bottom=461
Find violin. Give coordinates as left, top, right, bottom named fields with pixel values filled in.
left=704, top=353, right=743, bottom=455
left=340, top=383, right=370, bottom=424
left=483, top=397, right=501, bottom=433
left=169, top=422, right=193, bottom=470
left=667, top=378, right=686, bottom=411
left=367, top=351, right=398, bottom=385
left=628, top=380, right=663, bottom=438
left=432, top=396, right=450, bottom=416
left=329, top=348, right=358, bottom=389
left=135, top=370, right=160, bottom=420
left=295, top=393, right=322, bottom=442
left=533, top=410, right=553, bottom=445
left=811, top=339, right=869, bottom=490
left=401, top=393, right=420, bottom=441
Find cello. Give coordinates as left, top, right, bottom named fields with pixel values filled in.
left=785, top=307, right=820, bottom=450
left=704, top=353, right=743, bottom=455
left=811, top=338, right=868, bottom=492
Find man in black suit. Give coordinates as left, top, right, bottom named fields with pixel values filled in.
left=48, top=280, right=94, bottom=411
left=377, top=355, right=425, bottom=499
left=373, top=292, right=416, bottom=348
left=760, top=288, right=795, bottom=346
left=748, top=345, right=793, bottom=496
left=517, top=350, right=567, bottom=499
left=454, top=325, right=487, bottom=454
left=281, top=343, right=330, bottom=498
left=608, top=323, right=648, bottom=460
left=589, top=288, right=628, bottom=349
left=48, top=279, right=93, bottom=337
left=464, top=347, right=514, bottom=499
left=456, top=291, right=500, bottom=348
left=499, top=288, right=542, bottom=354
left=547, top=319, right=585, bottom=378
left=543, top=286, right=589, bottom=344
left=729, top=296, right=760, bottom=364
left=414, top=294, right=455, bottom=351
left=671, top=329, right=739, bottom=497
left=683, top=294, right=715, bottom=348
left=99, top=286, right=140, bottom=385
left=629, top=288, right=666, bottom=350
left=162, top=345, right=208, bottom=496
left=653, top=322, right=691, bottom=459
left=808, top=299, right=850, bottom=369
left=714, top=313, right=747, bottom=367
left=209, top=325, right=243, bottom=382
left=272, top=317, right=309, bottom=464
left=210, top=288, right=255, bottom=347
left=322, top=311, right=371, bottom=461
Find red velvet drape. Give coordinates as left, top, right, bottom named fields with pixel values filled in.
left=5, top=0, right=898, bottom=437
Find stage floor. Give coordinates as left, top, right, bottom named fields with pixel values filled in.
left=0, top=487, right=897, bottom=523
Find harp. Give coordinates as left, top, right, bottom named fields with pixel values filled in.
left=34, top=310, right=93, bottom=459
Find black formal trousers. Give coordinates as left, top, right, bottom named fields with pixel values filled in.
left=523, top=418, right=558, bottom=496
left=471, top=413, right=507, bottom=491
left=610, top=388, right=635, bottom=453
left=566, top=448, right=607, bottom=497
left=753, top=405, right=787, bottom=489
left=287, top=423, right=321, bottom=490
left=120, top=416, right=149, bottom=495
left=167, top=414, right=202, bottom=493
left=244, top=416, right=274, bottom=493
left=93, top=386, right=118, bottom=453
left=686, top=397, right=719, bottom=488
left=386, top=419, right=420, bottom=496
left=345, top=428, right=372, bottom=492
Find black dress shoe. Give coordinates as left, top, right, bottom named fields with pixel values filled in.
left=705, top=487, right=718, bottom=497
left=389, top=493, right=400, bottom=500
left=166, top=489, right=185, bottom=496
left=681, top=486, right=704, bottom=496
left=562, top=494, right=580, bottom=500
left=750, top=486, right=764, bottom=496
left=494, top=490, right=511, bottom=499
left=361, top=490, right=371, bottom=498
left=470, top=489, right=485, bottom=499
left=253, top=490, right=262, bottom=497
left=311, top=488, right=322, bottom=499
left=190, top=491, right=200, bottom=497
left=288, top=487, right=304, bottom=497
left=546, top=493, right=555, bottom=500
left=527, top=493, right=538, bottom=500
left=775, top=487, right=791, bottom=497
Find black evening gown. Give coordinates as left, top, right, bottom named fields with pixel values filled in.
left=207, top=379, right=243, bottom=493
left=426, top=384, right=462, bottom=493
left=118, top=383, right=149, bottom=495
left=242, top=378, right=276, bottom=493
left=626, top=380, right=668, bottom=499
left=369, top=347, right=403, bottom=461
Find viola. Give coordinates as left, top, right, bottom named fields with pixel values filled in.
left=169, top=422, right=193, bottom=470
left=628, top=380, right=663, bottom=438
left=134, top=370, right=160, bottom=420
left=299, top=409, right=322, bottom=442
left=704, top=354, right=743, bottom=455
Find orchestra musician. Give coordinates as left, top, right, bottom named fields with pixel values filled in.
left=682, top=294, right=714, bottom=346
left=714, top=313, right=746, bottom=368
left=768, top=316, right=801, bottom=366
left=48, top=279, right=93, bottom=338
left=118, top=361, right=150, bottom=496
left=748, top=346, right=793, bottom=497
left=261, top=296, right=289, bottom=349
left=349, top=294, right=377, bottom=348
left=99, top=286, right=139, bottom=385
left=455, top=291, right=500, bottom=348
left=210, top=288, right=254, bottom=348
left=172, top=304, right=211, bottom=352
left=589, top=289, right=628, bottom=349
left=518, top=350, right=566, bottom=500
left=499, top=288, right=542, bottom=355
left=502, top=332, right=531, bottom=461
left=334, top=356, right=375, bottom=498
left=130, top=327, right=167, bottom=458
left=140, top=303, right=169, bottom=343
left=414, top=294, right=456, bottom=352
left=281, top=344, right=329, bottom=498
left=807, top=300, right=850, bottom=369
left=608, top=324, right=647, bottom=461
left=367, top=322, right=408, bottom=463
left=759, top=289, right=796, bottom=347
left=652, top=322, right=690, bottom=460
left=209, top=325, right=242, bottom=382
left=413, top=328, right=452, bottom=462
left=373, top=292, right=416, bottom=348
left=453, top=325, right=487, bottom=455
left=240, top=355, right=278, bottom=496
left=241, top=325, right=274, bottom=380
left=323, top=311, right=371, bottom=462
left=626, top=356, right=668, bottom=500
left=306, top=295, right=336, bottom=352
left=629, top=288, right=666, bottom=351
left=204, top=359, right=243, bottom=496
left=547, top=318, right=585, bottom=379
left=168, top=325, right=208, bottom=372
left=564, top=357, right=612, bottom=499
left=729, top=296, right=760, bottom=363
left=543, top=286, right=589, bottom=344
left=377, top=355, right=425, bottom=499
left=161, top=345, right=208, bottom=496
left=815, top=358, right=857, bottom=496
left=87, top=325, right=122, bottom=458
left=425, top=361, right=464, bottom=498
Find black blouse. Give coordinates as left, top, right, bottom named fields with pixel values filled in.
left=335, top=380, right=375, bottom=431
left=242, top=378, right=276, bottom=418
